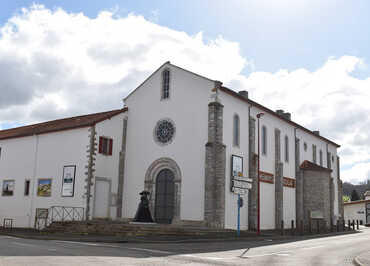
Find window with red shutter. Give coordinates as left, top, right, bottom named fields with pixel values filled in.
left=108, top=139, right=113, bottom=155
left=98, top=136, right=103, bottom=154
left=98, top=136, right=113, bottom=156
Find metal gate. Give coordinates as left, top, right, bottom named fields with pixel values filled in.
left=366, top=203, right=370, bottom=224
left=155, top=169, right=175, bottom=224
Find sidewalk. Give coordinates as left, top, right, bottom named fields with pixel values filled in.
left=0, top=228, right=358, bottom=244
left=354, top=251, right=370, bottom=266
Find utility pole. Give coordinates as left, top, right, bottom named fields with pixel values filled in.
left=256, top=112, right=264, bottom=235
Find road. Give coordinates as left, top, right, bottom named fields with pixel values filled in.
left=0, top=228, right=370, bottom=265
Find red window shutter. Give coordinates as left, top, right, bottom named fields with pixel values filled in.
left=108, top=139, right=113, bottom=155
left=98, top=136, right=103, bottom=154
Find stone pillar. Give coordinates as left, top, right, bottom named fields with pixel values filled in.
left=275, top=129, right=284, bottom=229
left=116, top=117, right=128, bottom=218
left=338, top=179, right=344, bottom=218
left=204, top=84, right=226, bottom=228
left=248, top=117, right=258, bottom=231
left=330, top=178, right=335, bottom=226
left=337, top=156, right=344, bottom=219
left=295, top=138, right=304, bottom=223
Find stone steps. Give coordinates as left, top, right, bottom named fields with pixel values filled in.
left=44, top=220, right=253, bottom=237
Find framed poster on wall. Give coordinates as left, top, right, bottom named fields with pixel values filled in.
left=37, top=179, right=52, bottom=197
left=231, top=155, right=243, bottom=177
left=62, top=165, right=76, bottom=197
left=2, top=180, right=15, bottom=196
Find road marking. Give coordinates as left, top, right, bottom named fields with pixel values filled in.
left=180, top=254, right=224, bottom=260
left=11, top=242, right=37, bottom=248
left=54, top=240, right=120, bottom=248
left=302, top=245, right=324, bottom=250
left=242, top=251, right=293, bottom=258
left=128, top=247, right=173, bottom=255
left=1, top=236, right=18, bottom=240
left=48, top=248, right=57, bottom=252
left=242, top=245, right=325, bottom=258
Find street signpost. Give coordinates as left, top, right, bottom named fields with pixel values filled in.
left=231, top=155, right=253, bottom=237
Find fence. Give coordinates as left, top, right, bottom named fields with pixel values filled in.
left=35, top=206, right=84, bottom=230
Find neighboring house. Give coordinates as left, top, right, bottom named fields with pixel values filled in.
left=0, top=109, right=127, bottom=227
left=344, top=191, right=370, bottom=225
left=0, top=62, right=342, bottom=230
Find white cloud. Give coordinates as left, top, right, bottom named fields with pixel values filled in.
left=0, top=5, right=370, bottom=183
left=227, top=56, right=370, bottom=183
left=0, top=4, right=246, bottom=124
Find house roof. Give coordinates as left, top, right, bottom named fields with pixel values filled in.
left=219, top=86, right=340, bottom=148
left=299, top=160, right=333, bottom=172
left=344, top=199, right=370, bottom=206
left=0, top=108, right=127, bottom=141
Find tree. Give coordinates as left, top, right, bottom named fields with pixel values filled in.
left=351, top=189, right=360, bottom=201
left=343, top=195, right=350, bottom=203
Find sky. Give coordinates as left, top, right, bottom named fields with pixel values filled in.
left=1, top=0, right=370, bottom=184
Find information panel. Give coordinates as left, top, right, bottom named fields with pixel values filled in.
left=62, top=165, right=76, bottom=197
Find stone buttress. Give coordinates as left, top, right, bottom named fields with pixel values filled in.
left=204, top=81, right=226, bottom=228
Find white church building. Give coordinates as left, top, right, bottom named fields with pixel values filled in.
left=0, top=62, right=343, bottom=230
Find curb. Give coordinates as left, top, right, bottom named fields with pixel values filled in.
left=353, top=256, right=363, bottom=266
left=0, top=229, right=358, bottom=244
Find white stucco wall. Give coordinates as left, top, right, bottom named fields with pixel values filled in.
left=0, top=128, right=89, bottom=228
left=218, top=91, right=249, bottom=230
left=0, top=112, right=125, bottom=228
left=123, top=63, right=214, bottom=222
left=249, top=106, right=296, bottom=229
left=344, top=202, right=367, bottom=225
left=93, top=112, right=126, bottom=219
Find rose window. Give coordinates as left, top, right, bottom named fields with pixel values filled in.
left=155, top=119, right=175, bottom=145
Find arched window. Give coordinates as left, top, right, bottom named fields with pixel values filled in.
left=233, top=114, right=240, bottom=147
left=161, top=69, right=170, bottom=99
left=262, top=126, right=267, bottom=155
left=284, top=135, right=289, bottom=162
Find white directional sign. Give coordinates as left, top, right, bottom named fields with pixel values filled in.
left=232, top=179, right=252, bottom=189
left=232, top=187, right=247, bottom=195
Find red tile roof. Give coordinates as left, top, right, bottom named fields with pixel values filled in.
left=343, top=199, right=370, bottom=206
left=0, top=108, right=127, bottom=141
left=300, top=160, right=332, bottom=172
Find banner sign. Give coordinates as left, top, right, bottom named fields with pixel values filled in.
left=62, top=165, right=76, bottom=197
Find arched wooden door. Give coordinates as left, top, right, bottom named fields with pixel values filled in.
left=155, top=169, right=175, bottom=224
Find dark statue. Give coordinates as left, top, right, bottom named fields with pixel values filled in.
left=133, top=190, right=154, bottom=223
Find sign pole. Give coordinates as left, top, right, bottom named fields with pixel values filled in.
left=237, top=193, right=240, bottom=237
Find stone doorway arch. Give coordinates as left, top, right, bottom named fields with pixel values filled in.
left=145, top=158, right=181, bottom=223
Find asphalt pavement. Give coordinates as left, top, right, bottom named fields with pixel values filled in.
left=0, top=228, right=369, bottom=265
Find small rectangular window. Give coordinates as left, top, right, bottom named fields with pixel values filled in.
left=24, top=180, right=30, bottom=196
left=312, top=145, right=317, bottom=163
left=98, top=136, right=113, bottom=156
left=319, top=150, right=323, bottom=166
